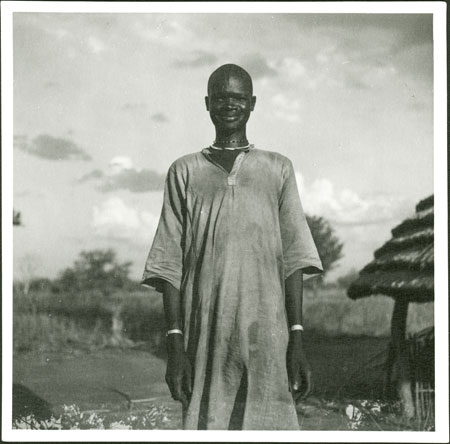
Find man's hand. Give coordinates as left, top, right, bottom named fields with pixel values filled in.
left=286, top=332, right=312, bottom=402
left=165, top=334, right=192, bottom=408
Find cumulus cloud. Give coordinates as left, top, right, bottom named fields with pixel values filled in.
left=121, top=104, right=168, bottom=122
left=78, top=169, right=104, bottom=182
left=14, top=134, right=91, bottom=161
left=276, top=57, right=307, bottom=80
left=173, top=50, right=217, bottom=68
left=92, top=196, right=160, bottom=244
left=272, top=94, right=301, bottom=122
left=151, top=112, right=169, bottom=123
left=43, top=81, right=60, bottom=89
left=79, top=156, right=166, bottom=193
left=122, top=102, right=147, bottom=111
left=135, top=17, right=194, bottom=49
left=242, top=53, right=278, bottom=80
left=87, top=35, right=106, bottom=54
left=295, top=172, right=412, bottom=226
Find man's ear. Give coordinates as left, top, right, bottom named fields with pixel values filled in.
left=250, top=96, right=256, bottom=111
left=205, top=96, right=210, bottom=111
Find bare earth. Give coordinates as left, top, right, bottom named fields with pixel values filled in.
left=13, top=334, right=389, bottom=430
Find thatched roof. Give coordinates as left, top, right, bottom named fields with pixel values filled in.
left=348, top=195, right=434, bottom=303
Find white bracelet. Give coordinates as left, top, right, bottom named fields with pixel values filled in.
left=289, top=324, right=304, bottom=332
left=166, top=329, right=183, bottom=337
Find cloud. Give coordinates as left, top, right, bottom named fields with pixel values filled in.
left=271, top=94, right=301, bottom=122
left=14, top=134, right=91, bottom=161
left=43, top=81, right=60, bottom=89
left=134, top=17, right=194, bottom=49
left=92, top=197, right=160, bottom=244
left=241, top=54, right=278, bottom=80
left=273, top=15, right=431, bottom=91
left=295, top=172, right=412, bottom=226
left=276, top=57, right=307, bottom=80
left=151, top=112, right=169, bottom=123
left=122, top=102, right=147, bottom=111
left=173, top=50, right=218, bottom=68
left=284, top=14, right=432, bottom=51
left=87, top=35, right=106, bottom=54
left=408, top=100, right=428, bottom=112
left=121, top=104, right=168, bottom=122
left=79, top=169, right=104, bottom=183
left=79, top=156, right=166, bottom=193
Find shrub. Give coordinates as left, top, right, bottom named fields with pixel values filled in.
left=13, top=314, right=110, bottom=353
left=13, top=403, right=171, bottom=430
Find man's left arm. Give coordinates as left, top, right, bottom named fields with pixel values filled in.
left=285, top=268, right=312, bottom=401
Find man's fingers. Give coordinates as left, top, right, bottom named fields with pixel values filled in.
left=303, top=372, right=312, bottom=398
left=291, top=368, right=312, bottom=403
left=298, top=370, right=312, bottom=400
left=291, top=376, right=301, bottom=392
left=166, top=375, right=185, bottom=403
left=173, top=380, right=185, bottom=401
left=183, top=363, right=192, bottom=396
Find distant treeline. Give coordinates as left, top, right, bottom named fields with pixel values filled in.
left=12, top=249, right=433, bottom=354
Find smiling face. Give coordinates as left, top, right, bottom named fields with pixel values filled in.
left=205, top=67, right=256, bottom=138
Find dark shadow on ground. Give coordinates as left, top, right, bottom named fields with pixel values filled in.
left=13, top=383, right=53, bottom=420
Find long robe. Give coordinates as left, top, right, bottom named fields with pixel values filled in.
left=142, top=146, right=323, bottom=430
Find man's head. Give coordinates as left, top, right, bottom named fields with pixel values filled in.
left=205, top=64, right=256, bottom=137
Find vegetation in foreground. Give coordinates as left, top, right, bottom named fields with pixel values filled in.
left=12, top=249, right=434, bottom=431
left=12, top=398, right=434, bottom=431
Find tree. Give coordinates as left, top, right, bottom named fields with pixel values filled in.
left=336, top=268, right=359, bottom=289
left=306, top=215, right=343, bottom=278
left=56, top=249, right=133, bottom=346
left=57, top=249, right=132, bottom=295
left=13, top=209, right=22, bottom=226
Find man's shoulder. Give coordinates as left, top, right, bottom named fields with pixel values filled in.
left=169, top=151, right=204, bottom=171
left=253, top=148, right=293, bottom=167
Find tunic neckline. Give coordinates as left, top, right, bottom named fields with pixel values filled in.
left=201, top=145, right=255, bottom=186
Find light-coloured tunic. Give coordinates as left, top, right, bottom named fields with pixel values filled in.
left=142, top=146, right=323, bottom=430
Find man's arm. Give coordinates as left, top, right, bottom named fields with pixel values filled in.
left=285, top=269, right=312, bottom=400
left=162, top=281, right=192, bottom=408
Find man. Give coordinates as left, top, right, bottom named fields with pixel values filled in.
left=142, top=64, right=323, bottom=430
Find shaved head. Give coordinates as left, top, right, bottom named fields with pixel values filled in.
left=207, top=64, right=253, bottom=96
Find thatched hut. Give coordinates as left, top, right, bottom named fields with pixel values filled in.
left=348, top=195, right=434, bottom=418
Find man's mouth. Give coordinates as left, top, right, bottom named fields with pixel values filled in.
left=219, top=115, right=239, bottom=122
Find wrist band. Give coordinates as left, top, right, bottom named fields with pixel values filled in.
left=289, top=324, right=304, bottom=332
left=166, top=329, right=183, bottom=337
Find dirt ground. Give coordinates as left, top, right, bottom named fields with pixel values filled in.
left=12, top=334, right=390, bottom=430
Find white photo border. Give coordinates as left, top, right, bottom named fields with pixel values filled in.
left=2, top=1, right=448, bottom=442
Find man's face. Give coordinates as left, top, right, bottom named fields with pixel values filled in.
left=205, top=74, right=256, bottom=134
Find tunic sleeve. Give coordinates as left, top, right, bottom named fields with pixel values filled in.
left=279, top=160, right=323, bottom=279
left=141, top=164, right=185, bottom=292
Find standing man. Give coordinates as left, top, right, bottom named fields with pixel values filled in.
left=142, top=64, right=323, bottom=430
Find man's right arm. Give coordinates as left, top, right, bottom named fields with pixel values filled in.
left=162, top=281, right=192, bottom=407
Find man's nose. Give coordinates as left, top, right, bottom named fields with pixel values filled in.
left=224, top=99, right=237, bottom=108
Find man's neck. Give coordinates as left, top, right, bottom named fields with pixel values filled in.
left=214, top=131, right=248, bottom=148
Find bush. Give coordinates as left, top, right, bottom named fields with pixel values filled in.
left=12, top=286, right=165, bottom=353
left=13, top=403, right=171, bottom=430
left=303, top=287, right=434, bottom=337
left=13, top=314, right=110, bottom=353
left=13, top=285, right=433, bottom=354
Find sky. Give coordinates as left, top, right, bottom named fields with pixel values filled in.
left=12, top=12, right=434, bottom=281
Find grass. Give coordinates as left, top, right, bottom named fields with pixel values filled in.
left=11, top=283, right=435, bottom=431
left=13, top=314, right=111, bottom=354
left=12, top=285, right=434, bottom=354
left=303, top=286, right=434, bottom=337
